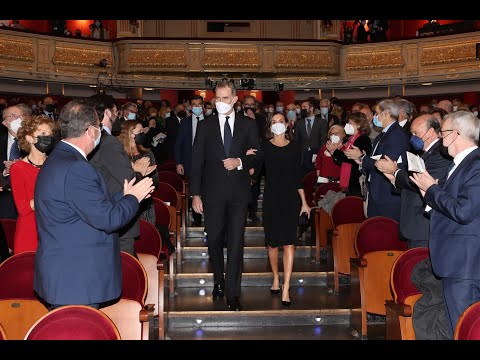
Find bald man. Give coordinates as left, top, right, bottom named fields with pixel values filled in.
left=437, top=100, right=453, bottom=114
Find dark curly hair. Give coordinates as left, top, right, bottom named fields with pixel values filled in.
left=16, top=114, right=54, bottom=153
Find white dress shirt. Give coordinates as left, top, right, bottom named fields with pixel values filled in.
left=399, top=119, right=408, bottom=128
left=62, top=140, right=87, bottom=160
left=218, top=112, right=242, bottom=170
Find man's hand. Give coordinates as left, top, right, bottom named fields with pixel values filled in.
left=192, top=195, right=203, bottom=214
left=223, top=158, right=241, bottom=171
left=246, top=148, right=257, bottom=156
left=176, top=164, right=185, bottom=175
left=3, top=160, right=18, bottom=176
left=142, top=127, right=150, bottom=134
left=375, top=155, right=397, bottom=175
left=30, top=199, right=35, bottom=211
left=249, top=168, right=254, bottom=176
left=344, top=145, right=362, bottom=160
left=409, top=170, right=439, bottom=197
left=245, top=108, right=256, bottom=120
left=123, top=177, right=154, bottom=202
left=325, top=140, right=339, bottom=154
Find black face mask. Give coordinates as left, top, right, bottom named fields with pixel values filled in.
left=34, top=135, right=54, bottom=153
left=301, top=109, right=309, bottom=118
left=134, top=133, right=147, bottom=146
left=244, top=106, right=255, bottom=111
left=177, top=111, right=187, bottom=119
left=45, top=104, right=55, bottom=113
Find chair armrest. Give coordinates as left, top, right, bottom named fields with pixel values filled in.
left=385, top=300, right=413, bottom=317
left=140, top=304, right=155, bottom=322
left=350, top=257, right=367, bottom=268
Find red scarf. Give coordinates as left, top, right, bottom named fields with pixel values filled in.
left=339, top=131, right=364, bottom=191
left=343, top=131, right=364, bottom=150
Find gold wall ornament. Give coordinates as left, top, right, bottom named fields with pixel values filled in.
left=345, top=49, right=404, bottom=71
left=420, top=42, right=477, bottom=66
left=127, top=48, right=187, bottom=68
left=203, top=49, right=260, bottom=69
left=275, top=50, right=335, bottom=69
left=0, top=39, right=34, bottom=62
left=53, top=46, right=112, bottom=68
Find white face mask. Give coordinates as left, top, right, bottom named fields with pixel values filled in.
left=9, top=118, right=23, bottom=134
left=474, top=111, right=479, bottom=117
left=205, top=109, right=213, bottom=116
left=344, top=123, right=355, bottom=135
left=453, top=106, right=458, bottom=112
left=216, top=101, right=233, bottom=115
left=330, top=135, right=340, bottom=144
left=295, top=108, right=301, bottom=114
left=271, top=122, right=287, bottom=135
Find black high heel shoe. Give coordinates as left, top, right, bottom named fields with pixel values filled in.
left=281, top=286, right=291, bottom=307
left=270, top=288, right=280, bottom=295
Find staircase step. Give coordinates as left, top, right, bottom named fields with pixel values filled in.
left=181, top=246, right=313, bottom=260
left=187, top=226, right=265, bottom=237
left=167, top=324, right=358, bottom=340
left=177, top=257, right=328, bottom=275
left=175, top=271, right=329, bottom=288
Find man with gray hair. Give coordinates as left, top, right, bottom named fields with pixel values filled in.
left=345, top=99, right=410, bottom=221
left=395, top=98, right=413, bottom=135
left=411, top=111, right=480, bottom=339
left=34, top=99, right=154, bottom=309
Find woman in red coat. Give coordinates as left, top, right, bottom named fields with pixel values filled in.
left=10, top=115, right=54, bottom=254
left=315, top=125, right=346, bottom=180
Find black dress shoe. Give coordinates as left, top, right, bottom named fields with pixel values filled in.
left=212, top=284, right=224, bottom=300
left=191, top=220, right=202, bottom=227
left=248, top=213, right=260, bottom=222
left=227, top=297, right=242, bottom=311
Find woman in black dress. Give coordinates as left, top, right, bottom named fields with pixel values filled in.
left=252, top=112, right=311, bottom=306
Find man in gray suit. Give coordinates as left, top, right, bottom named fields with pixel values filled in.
left=295, top=99, right=329, bottom=175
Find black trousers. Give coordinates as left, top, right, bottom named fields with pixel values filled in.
left=204, top=196, right=248, bottom=300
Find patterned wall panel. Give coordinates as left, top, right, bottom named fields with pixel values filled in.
left=345, top=49, right=404, bottom=71
left=127, top=48, right=187, bottom=68
left=275, top=50, right=336, bottom=70
left=53, top=46, right=112, bottom=68
left=421, top=41, right=477, bottom=66
left=203, top=49, right=261, bottom=69
left=0, top=38, right=35, bottom=62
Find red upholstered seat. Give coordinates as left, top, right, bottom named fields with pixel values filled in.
left=158, top=171, right=185, bottom=194
left=392, top=247, right=429, bottom=304
left=331, top=196, right=365, bottom=228
left=157, top=161, right=177, bottom=174
left=455, top=301, right=480, bottom=340
left=153, top=182, right=179, bottom=208
left=25, top=305, right=120, bottom=340
left=120, top=252, right=147, bottom=304
left=0, top=251, right=37, bottom=299
left=135, top=220, right=162, bottom=259
left=355, top=216, right=408, bottom=258
left=302, top=171, right=317, bottom=206
left=153, top=198, right=171, bottom=229
left=0, top=219, right=16, bottom=252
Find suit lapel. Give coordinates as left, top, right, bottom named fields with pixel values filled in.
left=230, top=113, right=244, bottom=155
left=442, top=148, right=480, bottom=188
left=212, top=115, right=225, bottom=157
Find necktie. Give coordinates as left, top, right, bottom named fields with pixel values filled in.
left=9, top=138, right=20, bottom=161
left=306, top=118, right=312, bottom=137
left=224, top=116, right=232, bottom=157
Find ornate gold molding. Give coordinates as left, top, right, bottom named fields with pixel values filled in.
left=0, top=38, right=34, bottom=62
left=275, top=50, right=335, bottom=69
left=420, top=42, right=477, bottom=66
left=203, top=49, right=260, bottom=69
left=53, top=46, right=112, bottom=68
left=345, top=49, right=404, bottom=71
left=127, top=48, right=187, bottom=68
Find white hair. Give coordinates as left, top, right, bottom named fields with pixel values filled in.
left=378, top=99, right=399, bottom=121
left=451, top=110, right=480, bottom=145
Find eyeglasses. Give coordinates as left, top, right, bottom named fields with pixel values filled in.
left=439, top=129, right=454, bottom=139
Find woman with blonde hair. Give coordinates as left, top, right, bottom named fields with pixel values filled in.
left=315, top=125, right=346, bottom=181
left=10, top=114, right=54, bottom=253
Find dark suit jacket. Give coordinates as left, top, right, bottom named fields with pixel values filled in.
left=294, top=115, right=329, bottom=165
left=190, top=112, right=259, bottom=203
left=0, top=131, right=18, bottom=219
left=165, top=115, right=181, bottom=160
left=34, top=141, right=139, bottom=305
left=362, top=121, right=410, bottom=205
left=89, top=129, right=141, bottom=239
left=395, top=140, right=451, bottom=241
left=425, top=147, right=480, bottom=280
left=175, top=115, right=198, bottom=177
left=400, top=120, right=412, bottom=136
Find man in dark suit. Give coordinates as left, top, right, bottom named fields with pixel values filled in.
left=375, top=114, right=452, bottom=248
left=87, top=94, right=155, bottom=256
left=0, top=105, right=26, bottom=220
left=42, top=96, right=57, bottom=121
left=111, top=102, right=137, bottom=136
left=410, top=111, right=480, bottom=339
left=165, top=103, right=187, bottom=161
left=395, top=98, right=413, bottom=137
left=191, top=80, right=259, bottom=311
left=175, top=95, right=205, bottom=227
left=346, top=99, right=410, bottom=222
left=34, top=99, right=154, bottom=310
left=295, top=99, right=329, bottom=176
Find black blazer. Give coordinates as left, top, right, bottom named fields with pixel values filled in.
left=165, top=115, right=181, bottom=160
left=294, top=115, right=329, bottom=164
left=88, top=130, right=141, bottom=239
left=332, top=134, right=372, bottom=194
left=395, top=140, right=452, bottom=242
left=190, top=113, right=259, bottom=203
left=175, top=115, right=196, bottom=177
left=0, top=131, right=18, bottom=219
